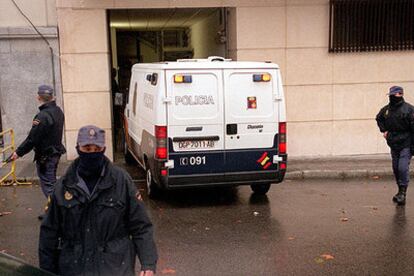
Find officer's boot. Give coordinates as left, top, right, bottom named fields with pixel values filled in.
left=393, top=185, right=401, bottom=202
left=395, top=186, right=407, bottom=206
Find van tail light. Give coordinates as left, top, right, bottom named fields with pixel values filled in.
left=156, top=148, right=167, bottom=159
left=278, top=122, right=286, bottom=154
left=155, top=125, right=167, bottom=159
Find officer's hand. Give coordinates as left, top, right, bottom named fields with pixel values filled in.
left=139, top=271, right=154, bottom=276
left=383, top=131, right=388, bottom=139
left=10, top=152, right=19, bottom=161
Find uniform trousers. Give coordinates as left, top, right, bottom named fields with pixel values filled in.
left=391, top=147, right=412, bottom=187
left=36, top=154, right=61, bottom=197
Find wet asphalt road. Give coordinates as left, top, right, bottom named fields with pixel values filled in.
left=1, top=172, right=414, bottom=275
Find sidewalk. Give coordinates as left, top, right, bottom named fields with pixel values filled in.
left=286, top=154, right=394, bottom=180
left=1, top=154, right=396, bottom=183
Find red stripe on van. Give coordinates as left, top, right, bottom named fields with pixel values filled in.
left=257, top=152, right=268, bottom=163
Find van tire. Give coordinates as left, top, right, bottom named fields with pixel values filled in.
left=250, top=183, right=271, bottom=195
left=124, top=143, right=136, bottom=165
left=145, top=167, right=160, bottom=199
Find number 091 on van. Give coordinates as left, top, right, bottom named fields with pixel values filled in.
left=124, top=56, right=287, bottom=198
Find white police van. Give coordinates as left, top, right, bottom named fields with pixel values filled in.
left=123, top=56, right=287, bottom=197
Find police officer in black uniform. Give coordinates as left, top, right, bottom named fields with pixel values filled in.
left=39, top=125, right=157, bottom=276
left=376, top=86, right=414, bottom=205
left=11, top=85, right=65, bottom=200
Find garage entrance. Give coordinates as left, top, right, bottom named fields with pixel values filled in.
left=108, top=8, right=228, bottom=159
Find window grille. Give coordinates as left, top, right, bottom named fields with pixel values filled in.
left=329, top=0, right=414, bottom=53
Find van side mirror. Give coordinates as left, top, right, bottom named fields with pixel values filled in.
left=145, top=73, right=158, bottom=86
left=151, top=73, right=158, bottom=86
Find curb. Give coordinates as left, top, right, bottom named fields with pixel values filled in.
left=17, top=169, right=396, bottom=183
left=285, top=169, right=395, bottom=180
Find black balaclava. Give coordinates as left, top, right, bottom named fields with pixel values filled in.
left=389, top=95, right=404, bottom=106
left=76, top=147, right=106, bottom=192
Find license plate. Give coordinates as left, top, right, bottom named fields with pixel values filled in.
left=176, top=140, right=215, bottom=149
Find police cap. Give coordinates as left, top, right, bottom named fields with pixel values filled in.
left=38, top=85, right=54, bottom=96
left=388, top=86, right=404, bottom=95
left=77, top=125, right=106, bottom=147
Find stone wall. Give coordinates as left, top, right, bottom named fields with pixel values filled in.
left=231, top=1, right=414, bottom=156
left=0, top=27, right=62, bottom=160
left=4, top=0, right=411, bottom=158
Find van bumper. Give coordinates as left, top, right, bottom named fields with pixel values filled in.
left=160, top=170, right=286, bottom=189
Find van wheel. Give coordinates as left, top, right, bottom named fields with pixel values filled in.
left=250, top=183, right=271, bottom=195
left=145, top=168, right=160, bottom=199
left=124, top=143, right=136, bottom=165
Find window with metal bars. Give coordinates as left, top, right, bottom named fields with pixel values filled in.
left=329, top=0, right=414, bottom=53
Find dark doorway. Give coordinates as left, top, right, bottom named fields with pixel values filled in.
left=108, top=8, right=228, bottom=160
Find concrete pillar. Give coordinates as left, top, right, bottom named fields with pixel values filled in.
left=57, top=8, right=113, bottom=160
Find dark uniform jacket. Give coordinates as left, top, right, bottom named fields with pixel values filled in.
left=376, top=99, right=414, bottom=151
left=16, top=101, right=66, bottom=160
left=39, top=159, right=158, bottom=276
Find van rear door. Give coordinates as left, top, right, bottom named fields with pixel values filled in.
left=166, top=70, right=225, bottom=176
left=223, top=69, right=279, bottom=172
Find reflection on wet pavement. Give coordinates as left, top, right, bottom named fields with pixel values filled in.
left=2, top=177, right=414, bottom=275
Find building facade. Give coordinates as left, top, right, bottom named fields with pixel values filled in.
left=0, top=0, right=61, bottom=160
left=2, top=0, right=413, bottom=160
